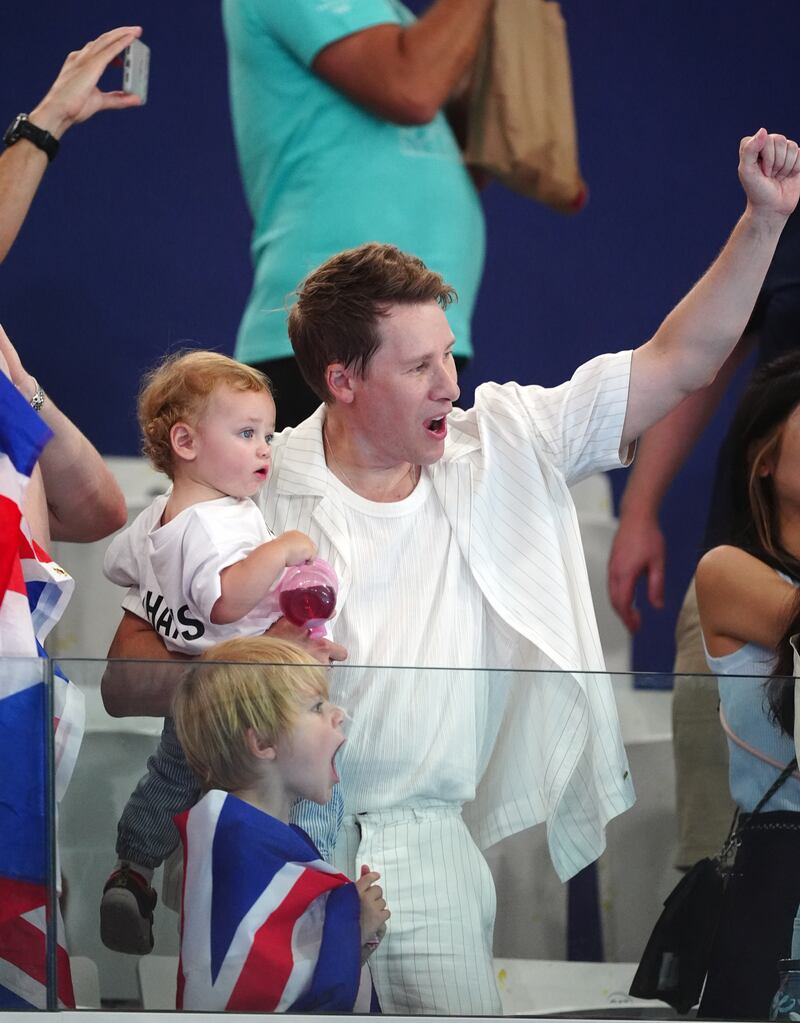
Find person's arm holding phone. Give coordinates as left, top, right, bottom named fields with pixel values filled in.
left=0, top=25, right=143, bottom=262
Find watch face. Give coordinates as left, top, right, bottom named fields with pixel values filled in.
left=3, top=114, right=25, bottom=147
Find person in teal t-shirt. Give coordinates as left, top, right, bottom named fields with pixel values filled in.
left=222, top=0, right=491, bottom=426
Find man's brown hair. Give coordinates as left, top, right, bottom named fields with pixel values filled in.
left=138, top=350, right=271, bottom=477
left=288, top=242, right=457, bottom=402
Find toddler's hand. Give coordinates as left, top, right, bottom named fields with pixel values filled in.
left=355, top=864, right=390, bottom=954
left=277, top=530, right=317, bottom=566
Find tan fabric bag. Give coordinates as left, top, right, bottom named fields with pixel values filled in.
left=464, top=0, right=587, bottom=213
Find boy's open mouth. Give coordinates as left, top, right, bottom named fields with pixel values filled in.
left=332, top=739, right=345, bottom=784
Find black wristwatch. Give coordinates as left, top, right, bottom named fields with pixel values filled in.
left=3, top=114, right=59, bottom=163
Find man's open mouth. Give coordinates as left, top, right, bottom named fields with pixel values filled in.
left=425, top=416, right=447, bottom=438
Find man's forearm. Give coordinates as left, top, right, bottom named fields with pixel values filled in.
left=399, top=0, right=494, bottom=113
left=620, top=334, right=752, bottom=520
left=102, top=611, right=188, bottom=717
left=313, top=0, right=493, bottom=125
left=624, top=207, right=787, bottom=446
left=0, top=144, right=48, bottom=263
left=651, top=207, right=783, bottom=396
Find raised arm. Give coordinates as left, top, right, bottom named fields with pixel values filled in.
left=622, top=130, right=800, bottom=448
left=0, top=325, right=127, bottom=541
left=0, top=25, right=142, bottom=262
left=608, top=334, right=753, bottom=631
left=312, top=0, right=493, bottom=125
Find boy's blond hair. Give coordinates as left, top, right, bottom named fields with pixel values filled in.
left=174, top=636, right=328, bottom=793
left=138, top=350, right=272, bottom=477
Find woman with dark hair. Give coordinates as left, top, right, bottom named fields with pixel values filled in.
left=695, top=350, right=800, bottom=1018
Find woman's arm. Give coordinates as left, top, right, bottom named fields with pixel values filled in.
left=695, top=545, right=797, bottom=657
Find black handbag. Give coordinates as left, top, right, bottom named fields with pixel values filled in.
left=629, top=757, right=797, bottom=1013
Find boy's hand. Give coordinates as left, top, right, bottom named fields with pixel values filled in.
left=276, top=530, right=317, bottom=566
left=355, top=863, right=390, bottom=956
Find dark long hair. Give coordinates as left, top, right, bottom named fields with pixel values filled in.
left=724, top=351, right=800, bottom=735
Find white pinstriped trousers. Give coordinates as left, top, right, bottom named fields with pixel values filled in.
left=333, top=803, right=502, bottom=1016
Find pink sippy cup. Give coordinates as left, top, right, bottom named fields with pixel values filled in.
left=275, top=557, right=338, bottom=637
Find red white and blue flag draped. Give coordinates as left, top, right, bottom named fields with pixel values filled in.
left=177, top=790, right=377, bottom=1013
left=0, top=374, right=83, bottom=1009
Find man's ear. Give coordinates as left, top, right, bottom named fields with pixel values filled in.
left=170, top=421, right=198, bottom=463
left=325, top=362, right=357, bottom=406
left=245, top=727, right=277, bottom=761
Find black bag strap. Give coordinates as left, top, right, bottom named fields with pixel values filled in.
left=750, top=756, right=798, bottom=818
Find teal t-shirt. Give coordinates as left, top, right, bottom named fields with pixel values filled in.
left=222, top=0, right=485, bottom=363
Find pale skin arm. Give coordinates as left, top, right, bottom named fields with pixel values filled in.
left=0, top=325, right=127, bottom=542
left=621, top=130, right=800, bottom=450
left=695, top=545, right=797, bottom=657
left=0, top=26, right=142, bottom=263
left=608, top=333, right=754, bottom=632
left=312, top=0, right=493, bottom=125
left=211, top=531, right=317, bottom=626
left=0, top=337, right=50, bottom=548
left=101, top=611, right=348, bottom=718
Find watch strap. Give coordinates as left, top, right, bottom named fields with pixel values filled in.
left=4, top=114, right=59, bottom=163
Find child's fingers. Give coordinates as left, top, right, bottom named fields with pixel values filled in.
left=355, top=870, right=380, bottom=892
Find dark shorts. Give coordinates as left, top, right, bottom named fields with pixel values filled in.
left=699, top=810, right=800, bottom=1020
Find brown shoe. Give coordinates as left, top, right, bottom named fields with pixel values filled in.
left=100, top=866, right=157, bottom=955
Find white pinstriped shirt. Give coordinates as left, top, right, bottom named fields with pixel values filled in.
left=259, top=351, right=636, bottom=880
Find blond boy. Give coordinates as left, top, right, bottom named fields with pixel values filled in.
left=173, top=636, right=387, bottom=1012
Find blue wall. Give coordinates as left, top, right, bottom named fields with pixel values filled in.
left=2, top=2, right=798, bottom=670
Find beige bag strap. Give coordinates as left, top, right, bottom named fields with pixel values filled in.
left=719, top=703, right=800, bottom=779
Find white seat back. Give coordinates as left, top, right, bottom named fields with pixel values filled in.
left=137, top=954, right=179, bottom=1011
left=493, top=958, right=666, bottom=1014
left=70, top=955, right=100, bottom=1009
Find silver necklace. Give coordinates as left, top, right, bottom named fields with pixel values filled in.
left=322, top=423, right=419, bottom=496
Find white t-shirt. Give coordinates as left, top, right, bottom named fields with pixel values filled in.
left=106, top=495, right=280, bottom=653
left=326, top=470, right=529, bottom=812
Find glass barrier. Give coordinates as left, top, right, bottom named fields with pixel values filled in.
left=10, top=657, right=799, bottom=1018
left=0, top=656, right=60, bottom=1010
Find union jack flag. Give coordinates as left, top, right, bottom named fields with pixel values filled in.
left=176, top=790, right=377, bottom=1012
left=0, top=374, right=82, bottom=1009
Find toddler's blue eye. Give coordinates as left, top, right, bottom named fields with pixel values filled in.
left=240, top=428, right=254, bottom=439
